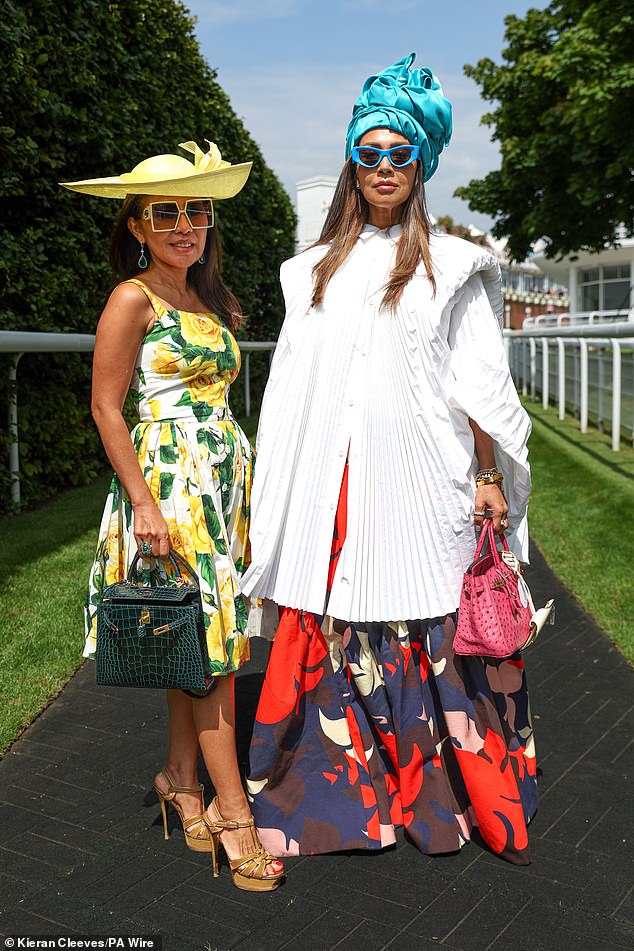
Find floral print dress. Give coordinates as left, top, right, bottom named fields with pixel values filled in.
left=84, top=279, right=253, bottom=675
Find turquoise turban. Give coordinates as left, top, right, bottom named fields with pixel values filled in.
left=345, top=53, right=453, bottom=182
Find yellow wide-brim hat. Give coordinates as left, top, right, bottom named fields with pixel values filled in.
left=60, top=139, right=252, bottom=200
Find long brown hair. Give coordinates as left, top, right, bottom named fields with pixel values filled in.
left=109, top=195, right=242, bottom=330
left=311, top=157, right=436, bottom=312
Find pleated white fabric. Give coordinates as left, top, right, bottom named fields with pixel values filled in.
left=241, top=227, right=531, bottom=623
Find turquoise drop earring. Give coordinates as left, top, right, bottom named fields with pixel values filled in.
left=138, top=242, right=148, bottom=269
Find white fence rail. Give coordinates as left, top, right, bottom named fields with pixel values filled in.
left=523, top=308, right=632, bottom=329
left=505, top=325, right=634, bottom=451
left=0, top=331, right=276, bottom=509
left=6, top=321, right=632, bottom=509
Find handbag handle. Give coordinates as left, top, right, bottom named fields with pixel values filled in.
left=127, top=547, right=200, bottom=591
left=473, top=518, right=509, bottom=566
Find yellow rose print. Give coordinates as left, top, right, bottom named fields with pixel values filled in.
left=207, top=572, right=238, bottom=651
left=151, top=341, right=180, bottom=376
left=190, top=375, right=224, bottom=405
left=105, top=557, right=120, bottom=586
left=180, top=357, right=224, bottom=404
left=234, top=499, right=248, bottom=552
left=147, top=464, right=161, bottom=501
left=102, top=518, right=124, bottom=584
left=180, top=311, right=226, bottom=351
left=159, top=423, right=173, bottom=447
left=189, top=495, right=212, bottom=551
left=219, top=572, right=238, bottom=627
left=136, top=425, right=151, bottom=459
left=165, top=518, right=196, bottom=563
left=180, top=355, right=218, bottom=383
left=106, top=526, right=121, bottom=551
left=207, top=610, right=224, bottom=656
left=148, top=398, right=162, bottom=421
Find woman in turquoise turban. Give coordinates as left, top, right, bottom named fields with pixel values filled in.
left=244, top=55, right=537, bottom=869
left=344, top=51, right=453, bottom=182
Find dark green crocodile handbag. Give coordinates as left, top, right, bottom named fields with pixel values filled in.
left=96, top=549, right=215, bottom=697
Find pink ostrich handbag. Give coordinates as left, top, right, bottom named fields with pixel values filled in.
left=453, top=520, right=552, bottom=658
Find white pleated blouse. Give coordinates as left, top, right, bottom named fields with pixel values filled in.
left=241, top=226, right=531, bottom=622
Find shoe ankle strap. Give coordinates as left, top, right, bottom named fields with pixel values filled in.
left=170, top=782, right=204, bottom=794
left=209, top=797, right=255, bottom=830
left=161, top=767, right=204, bottom=796
left=215, top=816, right=255, bottom=830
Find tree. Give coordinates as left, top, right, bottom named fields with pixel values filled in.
left=454, top=0, right=634, bottom=261
left=0, top=0, right=295, bottom=511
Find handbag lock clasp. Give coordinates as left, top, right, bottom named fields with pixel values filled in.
left=153, top=624, right=170, bottom=636
left=139, top=610, right=150, bottom=625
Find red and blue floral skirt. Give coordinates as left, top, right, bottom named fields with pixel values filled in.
left=247, top=466, right=537, bottom=865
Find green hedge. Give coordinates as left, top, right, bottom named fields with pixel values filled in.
left=0, top=0, right=295, bottom=512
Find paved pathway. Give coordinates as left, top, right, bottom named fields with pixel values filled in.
left=0, top=545, right=632, bottom=951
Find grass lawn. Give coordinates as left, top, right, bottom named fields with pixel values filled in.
left=524, top=399, right=634, bottom=663
left=0, top=406, right=631, bottom=753
left=0, top=473, right=112, bottom=753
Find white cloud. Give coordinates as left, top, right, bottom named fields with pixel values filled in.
left=190, top=0, right=309, bottom=27
left=216, top=62, right=500, bottom=230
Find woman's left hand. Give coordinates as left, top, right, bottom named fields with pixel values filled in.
left=474, top=483, right=509, bottom=535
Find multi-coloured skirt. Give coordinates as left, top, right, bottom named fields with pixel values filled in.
left=247, top=466, right=537, bottom=864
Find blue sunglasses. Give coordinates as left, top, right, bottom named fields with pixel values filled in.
left=351, top=145, right=420, bottom=168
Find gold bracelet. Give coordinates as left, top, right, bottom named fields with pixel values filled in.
left=475, top=467, right=500, bottom=480
left=475, top=473, right=504, bottom=487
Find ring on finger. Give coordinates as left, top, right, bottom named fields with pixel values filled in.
left=140, top=541, right=153, bottom=556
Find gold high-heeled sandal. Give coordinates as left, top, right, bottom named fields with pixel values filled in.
left=153, top=767, right=212, bottom=853
left=204, top=796, right=283, bottom=892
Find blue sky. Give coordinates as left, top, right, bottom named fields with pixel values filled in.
left=183, top=0, right=547, bottom=230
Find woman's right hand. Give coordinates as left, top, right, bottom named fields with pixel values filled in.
left=133, top=500, right=170, bottom=557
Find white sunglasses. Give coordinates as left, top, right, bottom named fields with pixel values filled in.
left=142, top=199, right=214, bottom=232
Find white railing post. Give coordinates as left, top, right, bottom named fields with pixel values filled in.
left=529, top=339, right=537, bottom=400
left=503, top=322, right=634, bottom=451
left=8, top=352, right=23, bottom=508
left=514, top=337, right=519, bottom=380
left=557, top=338, right=566, bottom=420
left=572, top=343, right=580, bottom=418
left=597, top=346, right=604, bottom=431
left=579, top=339, right=588, bottom=433
left=611, top=340, right=621, bottom=451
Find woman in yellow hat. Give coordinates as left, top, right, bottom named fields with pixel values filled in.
left=62, top=140, right=283, bottom=891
